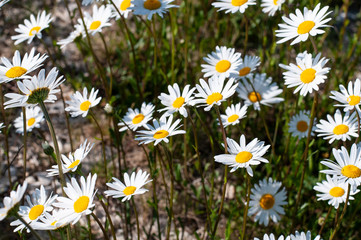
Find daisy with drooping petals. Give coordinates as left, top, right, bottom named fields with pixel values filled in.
left=280, top=52, right=330, bottom=96
left=32, top=210, right=69, bottom=230
left=13, top=106, right=44, bottom=135
left=10, top=185, right=57, bottom=232
left=315, top=109, right=358, bottom=143
left=237, top=73, right=284, bottom=111
left=65, top=88, right=101, bottom=118
left=202, top=46, right=242, bottom=80
left=288, top=110, right=316, bottom=139
left=219, top=103, right=247, bottom=128
left=84, top=5, right=112, bottom=35
left=136, top=114, right=186, bottom=145
left=212, top=0, right=256, bottom=14
left=118, top=102, right=155, bottom=132
left=105, top=169, right=152, bottom=202
left=321, top=144, right=361, bottom=190
left=214, top=135, right=270, bottom=176
left=57, top=23, right=84, bottom=49
left=0, top=182, right=27, bottom=221
left=261, top=0, right=285, bottom=16
left=276, top=3, right=332, bottom=45
left=254, top=233, right=285, bottom=240
left=285, top=231, right=320, bottom=240
left=131, top=0, right=178, bottom=20
left=11, top=11, right=53, bottom=45
left=0, top=0, right=9, bottom=8
left=314, top=175, right=359, bottom=209
left=330, top=78, right=361, bottom=113
left=53, top=173, right=97, bottom=225
left=193, top=76, right=238, bottom=111
left=109, top=0, right=133, bottom=19
left=0, top=48, right=47, bottom=83
left=231, top=55, right=260, bottom=80
left=248, top=178, right=287, bottom=226
left=158, top=83, right=196, bottom=118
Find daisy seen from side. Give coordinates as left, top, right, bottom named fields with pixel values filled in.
left=212, top=0, right=256, bottom=14
left=285, top=231, right=320, bottom=240
left=288, top=110, right=316, bottom=139
left=330, top=78, right=361, bottom=113
left=31, top=210, right=69, bottom=230
left=231, top=55, right=260, bottom=80
left=261, top=0, right=285, bottom=16
left=118, top=102, right=155, bottom=132
left=0, top=182, right=27, bottom=221
left=13, top=106, right=44, bottom=135
left=57, top=23, right=84, bottom=49
left=131, top=0, right=179, bottom=20
left=65, top=87, right=101, bottom=118
left=219, top=103, right=247, bottom=128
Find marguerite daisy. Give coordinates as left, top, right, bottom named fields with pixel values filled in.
left=285, top=231, right=320, bottom=240
left=118, top=102, right=155, bottom=132
left=105, top=169, right=152, bottom=202
left=0, top=181, right=27, bottom=221
left=212, top=0, right=256, bottom=14
left=255, top=233, right=285, bottom=240
left=248, top=178, right=287, bottom=226
left=13, top=106, right=44, bottom=135
left=131, top=0, right=179, bottom=20
left=231, top=55, right=260, bottom=80
left=109, top=0, right=133, bottom=19
left=288, top=110, right=316, bottom=139
left=84, top=5, right=112, bottom=35
left=219, top=103, right=247, bottom=128
left=32, top=210, right=69, bottom=230
left=57, top=23, right=84, bottom=49
left=330, top=78, right=361, bottom=113
left=65, top=87, right=102, bottom=118
left=261, top=0, right=285, bottom=17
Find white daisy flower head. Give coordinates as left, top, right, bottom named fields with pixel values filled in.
left=288, top=110, right=316, bottom=139
left=10, top=185, right=57, bottom=233
left=135, top=114, right=186, bottom=145
left=109, top=0, right=133, bottom=19
left=321, top=143, right=361, bottom=190
left=280, top=52, right=330, bottom=96
left=131, top=0, right=179, bottom=20
left=118, top=102, right=155, bottom=132
left=220, top=103, right=247, bottom=128
left=193, top=76, right=238, bottom=111
left=248, top=178, right=287, bottom=226
left=330, top=78, right=361, bottom=113
left=11, top=10, right=53, bottom=45
left=214, top=135, right=270, bottom=176
left=201, top=46, right=242, bottom=80
left=0, top=181, right=27, bottom=221
left=276, top=3, right=332, bottom=45
left=315, top=109, right=358, bottom=143
left=231, top=55, right=260, bottom=80
left=53, top=173, right=97, bottom=225
left=0, top=48, right=47, bottom=83
left=84, top=5, right=112, bottom=35
left=158, top=83, right=196, bottom=118
left=261, top=0, right=285, bottom=16
left=254, top=233, right=285, bottom=240
left=32, top=210, right=69, bottom=230
left=82, top=0, right=100, bottom=5
left=13, top=106, right=44, bottom=135
left=105, top=169, right=152, bottom=202
left=237, top=73, right=284, bottom=111
left=0, top=0, right=10, bottom=8
left=57, top=23, right=85, bottom=49
left=212, top=0, right=256, bottom=14
left=285, top=231, right=321, bottom=240
left=4, top=67, right=65, bottom=109
left=313, top=175, right=359, bottom=209
left=65, top=87, right=102, bottom=118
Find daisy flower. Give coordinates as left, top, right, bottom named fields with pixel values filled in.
left=10, top=185, right=57, bottom=232
left=57, top=23, right=84, bottom=49
left=0, top=48, right=47, bottom=83
left=158, top=83, right=196, bottom=117
left=214, top=135, right=270, bottom=176
left=118, top=102, right=155, bottom=132
left=321, top=144, right=361, bottom=190
left=315, top=109, right=358, bottom=143
left=261, top=0, right=285, bottom=16
left=193, top=76, right=238, bottom=111
left=0, top=0, right=9, bottom=8
left=330, top=78, right=361, bottom=113
left=288, top=110, right=316, bottom=139
left=254, top=233, right=286, bottom=240
left=135, top=114, right=186, bottom=145
left=201, top=46, right=242, bottom=80
left=231, top=55, right=260, bottom=80
left=32, top=210, right=69, bottom=230
left=276, top=3, right=332, bottom=45
left=314, top=175, right=359, bottom=209
left=237, top=73, right=284, bottom=111
left=13, top=106, right=44, bottom=135
left=220, top=103, right=247, bottom=128
left=248, top=178, right=287, bottom=226
left=11, top=10, right=53, bottom=45
left=65, top=87, right=102, bottom=118
left=53, top=173, right=97, bottom=225
left=285, top=231, right=320, bottom=240
left=0, top=182, right=27, bottom=221
left=279, top=52, right=330, bottom=96
left=109, top=0, right=133, bottom=19
left=84, top=5, right=112, bottom=35
left=212, top=0, right=256, bottom=14
left=131, top=0, right=179, bottom=20
left=105, top=169, right=152, bottom=202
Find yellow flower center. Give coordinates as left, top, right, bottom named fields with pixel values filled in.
left=235, top=151, right=253, bottom=163
left=51, top=221, right=57, bottom=226
left=73, top=196, right=90, bottom=213
left=259, top=194, right=275, bottom=210
left=231, top=0, right=248, bottom=6
left=27, top=118, right=36, bottom=127
left=172, top=97, right=185, bottom=109
left=144, top=0, right=161, bottom=10
left=68, top=160, right=80, bottom=169
left=5, top=66, right=27, bottom=78
left=215, top=60, right=231, bottom=73
left=341, top=165, right=361, bottom=178
left=347, top=95, right=361, bottom=106
left=206, top=92, right=223, bottom=105
left=333, top=124, right=349, bottom=135
left=153, top=130, right=169, bottom=139
left=89, top=21, right=101, bottom=30
left=29, top=204, right=44, bottom=221
left=239, top=67, right=251, bottom=77
left=120, top=0, right=131, bottom=11
left=29, top=26, right=41, bottom=36
left=132, top=114, right=145, bottom=124
left=248, top=91, right=261, bottom=103
left=297, top=20, right=315, bottom=34
left=80, top=101, right=91, bottom=111
left=123, top=186, right=136, bottom=195
left=228, top=114, right=239, bottom=123
left=273, top=0, right=278, bottom=5
left=329, top=187, right=345, bottom=197
left=300, top=68, right=316, bottom=83
left=296, top=120, right=308, bottom=132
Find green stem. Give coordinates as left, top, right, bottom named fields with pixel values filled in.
left=22, top=107, right=27, bottom=180
left=98, top=197, right=117, bottom=240
left=318, top=206, right=332, bottom=236
left=99, top=32, right=115, bottom=97
left=241, top=174, right=251, bottom=240
left=0, top=85, right=11, bottom=188
left=131, top=198, right=140, bottom=240
left=91, top=212, right=110, bottom=240
left=15, top=212, right=43, bottom=240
